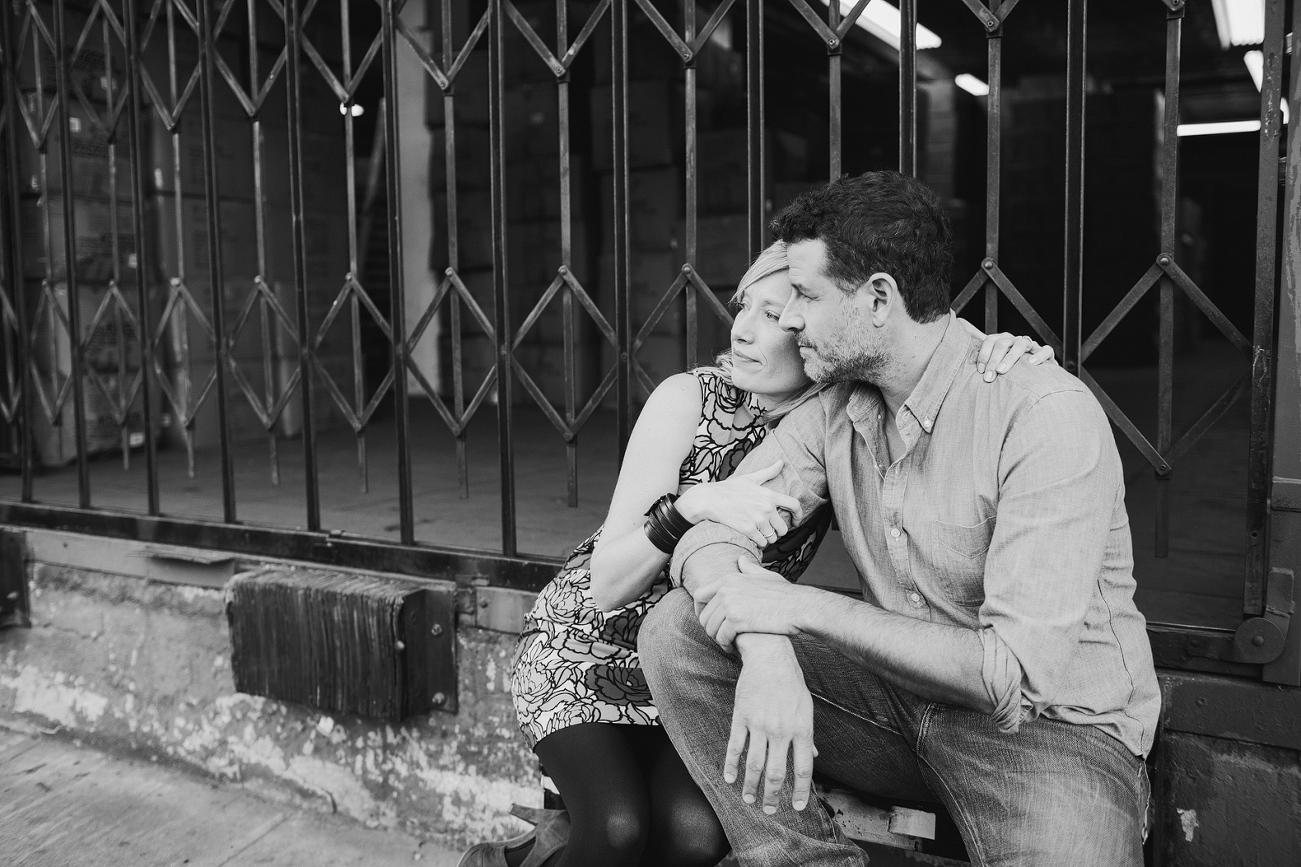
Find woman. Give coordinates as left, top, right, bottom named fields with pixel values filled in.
left=459, top=243, right=1051, bottom=867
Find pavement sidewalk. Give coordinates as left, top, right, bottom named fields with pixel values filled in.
left=0, top=725, right=463, bottom=867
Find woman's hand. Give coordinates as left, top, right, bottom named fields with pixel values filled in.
left=676, top=461, right=802, bottom=549
left=964, top=323, right=1055, bottom=383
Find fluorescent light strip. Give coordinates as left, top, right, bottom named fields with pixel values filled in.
left=825, top=1, right=942, bottom=51
left=955, top=74, right=988, bottom=97
left=1211, top=0, right=1265, bottom=49
left=1177, top=119, right=1261, bottom=137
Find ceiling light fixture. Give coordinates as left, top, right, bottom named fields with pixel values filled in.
left=955, top=74, right=989, bottom=96
left=1211, top=0, right=1264, bottom=50
left=823, top=0, right=942, bottom=51
left=1242, top=50, right=1290, bottom=123
left=1177, top=119, right=1261, bottom=137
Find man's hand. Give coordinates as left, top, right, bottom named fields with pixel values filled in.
left=726, top=635, right=817, bottom=814
left=697, top=558, right=808, bottom=650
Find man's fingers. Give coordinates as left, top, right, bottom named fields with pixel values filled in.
left=791, top=732, right=816, bottom=811
left=762, top=737, right=790, bottom=815
left=742, top=732, right=767, bottom=805
left=724, top=720, right=748, bottom=785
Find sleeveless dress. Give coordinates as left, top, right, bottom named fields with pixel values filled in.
left=511, top=369, right=832, bottom=748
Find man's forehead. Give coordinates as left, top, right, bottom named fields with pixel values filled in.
left=786, top=239, right=828, bottom=281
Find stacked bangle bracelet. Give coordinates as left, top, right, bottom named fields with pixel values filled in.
left=643, top=493, right=695, bottom=554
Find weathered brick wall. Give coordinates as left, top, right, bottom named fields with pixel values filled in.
left=0, top=560, right=541, bottom=850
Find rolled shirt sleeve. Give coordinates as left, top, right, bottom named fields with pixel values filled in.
left=671, top=396, right=832, bottom=591
left=977, top=389, right=1124, bottom=728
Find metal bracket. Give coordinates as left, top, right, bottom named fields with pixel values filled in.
left=0, top=530, right=30, bottom=629
left=1234, top=567, right=1294, bottom=664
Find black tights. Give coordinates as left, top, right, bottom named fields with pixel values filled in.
left=523, top=722, right=730, bottom=867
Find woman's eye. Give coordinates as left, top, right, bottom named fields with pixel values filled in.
left=763, top=309, right=780, bottom=321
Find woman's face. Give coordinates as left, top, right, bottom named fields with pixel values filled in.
left=729, top=272, right=813, bottom=407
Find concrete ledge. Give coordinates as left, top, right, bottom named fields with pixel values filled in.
left=0, top=538, right=541, bottom=851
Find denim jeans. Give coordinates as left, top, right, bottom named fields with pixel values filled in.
left=639, top=589, right=1150, bottom=867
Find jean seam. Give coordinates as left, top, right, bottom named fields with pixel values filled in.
left=807, top=689, right=907, bottom=742
left=916, top=752, right=987, bottom=867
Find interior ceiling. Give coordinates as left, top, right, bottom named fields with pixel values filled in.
left=872, top=0, right=1268, bottom=122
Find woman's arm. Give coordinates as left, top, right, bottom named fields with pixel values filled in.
left=589, top=374, right=801, bottom=612
left=588, top=374, right=705, bottom=612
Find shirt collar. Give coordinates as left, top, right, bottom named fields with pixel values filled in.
left=900, top=312, right=975, bottom=435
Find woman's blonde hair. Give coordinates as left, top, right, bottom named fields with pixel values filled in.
left=694, top=240, right=825, bottom=424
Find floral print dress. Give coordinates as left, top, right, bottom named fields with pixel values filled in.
left=511, top=369, right=832, bottom=748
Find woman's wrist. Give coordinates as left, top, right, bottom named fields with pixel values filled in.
left=643, top=493, right=696, bottom=554
left=673, top=487, right=705, bottom=523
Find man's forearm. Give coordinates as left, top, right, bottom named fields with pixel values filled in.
left=675, top=536, right=757, bottom=596
left=794, top=587, right=996, bottom=713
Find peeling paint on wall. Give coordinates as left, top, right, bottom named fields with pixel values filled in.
left=1177, top=808, right=1198, bottom=843
left=0, top=562, right=543, bottom=848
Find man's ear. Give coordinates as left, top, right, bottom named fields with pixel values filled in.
left=863, top=272, right=898, bottom=327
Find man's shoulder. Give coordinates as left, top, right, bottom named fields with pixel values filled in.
left=950, top=354, right=1110, bottom=437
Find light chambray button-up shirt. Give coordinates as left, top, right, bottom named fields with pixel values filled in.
left=671, top=314, right=1160, bottom=757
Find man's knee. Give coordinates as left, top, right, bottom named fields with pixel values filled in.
left=639, top=587, right=697, bottom=672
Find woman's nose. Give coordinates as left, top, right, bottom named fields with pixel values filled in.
left=730, top=312, right=752, bottom=343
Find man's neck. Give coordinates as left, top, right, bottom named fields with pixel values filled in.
left=876, top=316, right=950, bottom=417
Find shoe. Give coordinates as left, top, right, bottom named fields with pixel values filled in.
left=455, top=805, right=570, bottom=867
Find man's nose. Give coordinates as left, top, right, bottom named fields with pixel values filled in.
left=778, top=297, right=802, bottom=332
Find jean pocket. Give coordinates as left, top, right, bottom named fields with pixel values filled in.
left=931, top=517, right=995, bottom=606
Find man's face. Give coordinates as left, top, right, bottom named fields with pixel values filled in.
left=779, top=239, right=886, bottom=384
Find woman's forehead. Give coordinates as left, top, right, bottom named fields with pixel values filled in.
left=741, top=272, right=793, bottom=304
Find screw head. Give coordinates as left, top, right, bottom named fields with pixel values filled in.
left=433, top=692, right=446, bottom=705
left=394, top=640, right=406, bottom=651
left=682, top=264, right=693, bottom=274
left=982, top=258, right=995, bottom=270
left=431, top=623, right=445, bottom=636
left=827, top=37, right=839, bottom=49
left=1158, top=255, right=1170, bottom=266
left=1253, top=634, right=1266, bottom=646
left=558, top=265, right=569, bottom=275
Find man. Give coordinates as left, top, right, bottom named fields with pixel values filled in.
left=638, top=171, right=1160, bottom=866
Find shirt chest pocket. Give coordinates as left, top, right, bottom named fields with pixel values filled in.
left=931, top=517, right=995, bottom=607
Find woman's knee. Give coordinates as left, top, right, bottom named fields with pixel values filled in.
left=578, top=803, right=648, bottom=862
left=652, top=801, right=730, bottom=867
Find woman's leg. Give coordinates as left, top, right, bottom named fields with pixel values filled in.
left=532, top=722, right=652, bottom=867
left=633, top=726, right=731, bottom=867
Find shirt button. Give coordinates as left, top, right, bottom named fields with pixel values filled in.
left=922, top=418, right=932, bottom=431
left=890, top=528, right=901, bottom=539
left=908, top=591, right=921, bottom=604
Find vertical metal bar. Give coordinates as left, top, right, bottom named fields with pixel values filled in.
left=745, top=0, right=764, bottom=257
left=124, top=0, right=160, bottom=513
left=1262, top=0, right=1301, bottom=687
left=438, top=0, right=468, bottom=498
left=983, top=3, right=1002, bottom=333
left=1154, top=4, right=1183, bottom=557
left=381, top=0, right=416, bottom=545
left=51, top=0, right=91, bottom=508
left=247, top=0, right=279, bottom=486
left=558, top=0, right=578, bottom=507
left=487, top=0, right=514, bottom=554
left=1244, top=0, right=1287, bottom=616
left=827, top=2, right=841, bottom=180
left=898, top=0, right=916, bottom=175
left=284, top=0, right=320, bottom=530
left=684, top=0, right=698, bottom=369
left=0, top=0, right=36, bottom=501
left=341, top=0, right=367, bottom=492
left=1061, top=0, right=1085, bottom=379
left=612, top=0, right=630, bottom=458
left=197, top=0, right=237, bottom=523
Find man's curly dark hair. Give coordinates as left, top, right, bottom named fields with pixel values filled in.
left=770, top=171, right=953, bottom=323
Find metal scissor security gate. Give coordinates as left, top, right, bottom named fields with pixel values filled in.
left=0, top=0, right=1297, bottom=681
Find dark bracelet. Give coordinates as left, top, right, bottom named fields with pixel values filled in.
left=643, top=493, right=695, bottom=554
